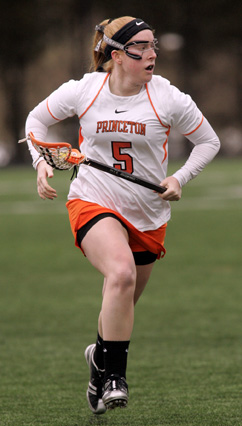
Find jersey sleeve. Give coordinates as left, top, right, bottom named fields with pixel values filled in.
left=25, top=79, right=81, bottom=167
left=166, top=83, right=220, bottom=186
left=46, top=79, right=80, bottom=120
left=172, top=117, right=220, bottom=186
left=168, top=84, right=203, bottom=134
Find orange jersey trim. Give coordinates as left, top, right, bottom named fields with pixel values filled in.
left=79, top=126, right=84, bottom=147
left=66, top=199, right=167, bottom=258
left=78, top=73, right=110, bottom=120
left=46, top=98, right=61, bottom=121
left=145, top=83, right=170, bottom=129
left=162, top=128, right=170, bottom=164
left=145, top=83, right=170, bottom=164
left=184, top=115, right=204, bottom=136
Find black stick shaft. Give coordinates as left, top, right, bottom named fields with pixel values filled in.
left=83, top=158, right=167, bottom=194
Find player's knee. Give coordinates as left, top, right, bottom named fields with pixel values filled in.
left=110, top=261, right=136, bottom=294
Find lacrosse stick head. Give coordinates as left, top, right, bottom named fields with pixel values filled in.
left=26, top=132, right=85, bottom=170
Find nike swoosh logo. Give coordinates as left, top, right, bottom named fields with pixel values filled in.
left=136, top=21, right=144, bottom=26
left=115, top=109, right=128, bottom=114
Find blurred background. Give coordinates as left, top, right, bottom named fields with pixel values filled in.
left=1, top=4, right=242, bottom=424
left=0, top=0, right=241, bottom=167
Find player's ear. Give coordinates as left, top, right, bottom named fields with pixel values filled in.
left=111, top=50, right=123, bottom=65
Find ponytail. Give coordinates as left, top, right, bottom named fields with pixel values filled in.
left=91, top=16, right=135, bottom=73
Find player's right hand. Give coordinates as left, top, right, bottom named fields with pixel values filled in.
left=36, top=160, right=57, bottom=200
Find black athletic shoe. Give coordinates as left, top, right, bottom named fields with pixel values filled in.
left=84, top=344, right=106, bottom=414
left=102, top=374, right=129, bottom=410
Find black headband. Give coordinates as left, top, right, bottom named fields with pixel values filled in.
left=104, top=18, right=152, bottom=60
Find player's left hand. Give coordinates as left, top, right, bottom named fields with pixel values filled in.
left=158, top=176, right=182, bottom=201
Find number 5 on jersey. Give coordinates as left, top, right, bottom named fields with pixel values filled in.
left=112, top=141, right=134, bottom=174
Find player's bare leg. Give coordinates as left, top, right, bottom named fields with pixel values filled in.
left=134, top=262, right=155, bottom=305
left=82, top=217, right=136, bottom=411
left=82, top=217, right=136, bottom=340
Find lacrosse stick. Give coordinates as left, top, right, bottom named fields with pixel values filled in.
left=19, top=132, right=167, bottom=194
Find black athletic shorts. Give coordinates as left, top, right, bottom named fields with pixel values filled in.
left=76, top=213, right=157, bottom=265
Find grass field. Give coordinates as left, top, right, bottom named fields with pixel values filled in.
left=0, top=158, right=242, bottom=426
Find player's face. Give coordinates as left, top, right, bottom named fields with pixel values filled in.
left=122, top=30, right=158, bottom=84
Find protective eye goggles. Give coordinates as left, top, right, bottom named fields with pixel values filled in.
left=124, top=39, right=159, bottom=60
left=95, top=25, right=158, bottom=60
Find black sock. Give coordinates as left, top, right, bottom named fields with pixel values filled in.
left=93, top=332, right=105, bottom=371
left=103, top=340, right=130, bottom=379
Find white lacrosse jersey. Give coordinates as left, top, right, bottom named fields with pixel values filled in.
left=26, top=72, right=220, bottom=231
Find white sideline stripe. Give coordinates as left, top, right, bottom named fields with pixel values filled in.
left=0, top=194, right=241, bottom=215
left=173, top=200, right=242, bottom=211
left=0, top=201, right=67, bottom=215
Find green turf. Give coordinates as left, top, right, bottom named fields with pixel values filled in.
left=0, top=159, right=242, bottom=425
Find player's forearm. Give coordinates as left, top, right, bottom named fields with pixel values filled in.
left=25, top=114, right=48, bottom=168
left=25, top=100, right=56, bottom=169
left=172, top=118, right=220, bottom=187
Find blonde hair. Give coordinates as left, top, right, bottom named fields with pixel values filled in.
left=91, top=16, right=135, bottom=73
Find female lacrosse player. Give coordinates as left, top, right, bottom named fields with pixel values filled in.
left=25, top=16, right=220, bottom=414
